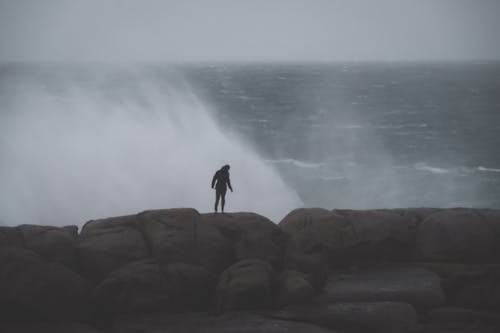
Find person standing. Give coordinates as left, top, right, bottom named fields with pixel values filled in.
left=211, top=164, right=233, bottom=212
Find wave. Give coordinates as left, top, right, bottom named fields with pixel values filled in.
left=414, top=162, right=451, bottom=174
left=267, top=159, right=326, bottom=169
left=478, top=166, right=500, bottom=173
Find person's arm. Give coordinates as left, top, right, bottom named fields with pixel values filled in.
left=211, top=172, right=217, bottom=189
left=227, top=176, right=233, bottom=192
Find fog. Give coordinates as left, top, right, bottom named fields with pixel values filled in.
left=0, top=66, right=301, bottom=225
left=1, top=0, right=499, bottom=63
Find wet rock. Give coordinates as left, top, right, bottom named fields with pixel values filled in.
left=140, top=209, right=232, bottom=274
left=322, top=264, right=446, bottom=308
left=278, top=270, right=315, bottom=305
left=416, top=209, right=500, bottom=262
left=93, top=260, right=216, bottom=314
left=93, top=260, right=169, bottom=314
left=0, top=322, right=100, bottom=333
left=203, top=212, right=285, bottom=269
left=19, top=224, right=77, bottom=269
left=112, top=312, right=336, bottom=333
left=264, top=301, right=417, bottom=332
left=283, top=238, right=328, bottom=291
left=0, top=248, right=90, bottom=320
left=215, top=259, right=277, bottom=311
left=280, top=208, right=418, bottom=266
left=0, top=226, right=24, bottom=248
left=77, top=215, right=149, bottom=282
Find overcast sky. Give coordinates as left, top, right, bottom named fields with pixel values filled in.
left=0, top=0, right=499, bottom=63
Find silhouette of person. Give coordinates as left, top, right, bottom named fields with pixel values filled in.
left=211, top=164, right=233, bottom=212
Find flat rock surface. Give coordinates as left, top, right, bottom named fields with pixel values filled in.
left=112, top=312, right=337, bottom=333
left=321, top=264, right=445, bottom=308
left=264, top=301, right=417, bottom=332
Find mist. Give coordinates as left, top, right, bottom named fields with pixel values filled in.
left=0, top=66, right=301, bottom=226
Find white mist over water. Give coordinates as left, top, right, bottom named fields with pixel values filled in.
left=0, top=66, right=302, bottom=226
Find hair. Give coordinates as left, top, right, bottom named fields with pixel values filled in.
left=222, top=164, right=230, bottom=171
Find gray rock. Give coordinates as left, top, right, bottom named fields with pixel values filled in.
left=0, top=248, right=90, bottom=319
left=280, top=208, right=418, bottom=266
left=0, top=322, right=100, bottom=333
left=416, top=208, right=499, bottom=262
left=264, top=301, right=418, bottom=332
left=77, top=214, right=149, bottom=282
left=19, top=224, right=77, bottom=269
left=112, top=312, right=337, bottom=333
left=278, top=270, right=315, bottom=305
left=215, top=259, right=277, bottom=311
left=203, top=212, right=285, bottom=269
left=0, top=226, right=24, bottom=248
left=93, top=260, right=216, bottom=314
left=322, top=264, right=446, bottom=308
left=139, top=209, right=232, bottom=274
left=93, top=260, right=170, bottom=314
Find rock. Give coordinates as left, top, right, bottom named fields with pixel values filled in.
left=280, top=208, right=418, bottom=267
left=112, top=312, right=336, bottom=333
left=18, top=224, right=77, bottom=269
left=215, top=259, right=277, bottom=311
left=278, top=270, right=315, bottom=305
left=0, top=322, right=100, bottom=333
left=139, top=209, right=232, bottom=274
left=322, top=264, right=446, bottom=308
left=416, top=209, right=499, bottom=262
left=0, top=248, right=90, bottom=320
left=444, top=265, right=500, bottom=308
left=77, top=214, right=149, bottom=282
left=203, top=212, right=285, bottom=269
left=93, top=260, right=216, bottom=314
left=264, top=301, right=418, bottom=332
left=93, top=260, right=170, bottom=314
left=332, top=209, right=418, bottom=262
left=423, top=307, right=500, bottom=325
left=161, top=263, right=216, bottom=310
left=283, top=235, right=328, bottom=291
left=0, top=226, right=24, bottom=248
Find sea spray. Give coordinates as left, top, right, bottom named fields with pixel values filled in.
left=0, top=65, right=301, bottom=226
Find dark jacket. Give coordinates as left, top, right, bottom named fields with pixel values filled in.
left=211, top=167, right=232, bottom=191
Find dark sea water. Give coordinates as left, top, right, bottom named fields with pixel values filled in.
left=186, top=63, right=500, bottom=209
left=0, top=63, right=499, bottom=225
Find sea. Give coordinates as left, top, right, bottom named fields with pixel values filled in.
left=1, top=62, right=499, bottom=225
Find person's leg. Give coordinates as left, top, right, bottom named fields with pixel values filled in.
left=221, top=189, right=227, bottom=212
left=215, top=190, right=221, bottom=212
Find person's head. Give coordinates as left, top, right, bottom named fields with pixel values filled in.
left=221, top=164, right=230, bottom=171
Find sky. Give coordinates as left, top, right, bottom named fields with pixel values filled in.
left=0, top=0, right=499, bottom=63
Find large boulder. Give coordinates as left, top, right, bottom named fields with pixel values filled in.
left=77, top=214, right=149, bottom=282
left=321, top=264, right=446, bottom=308
left=0, top=248, right=90, bottom=320
left=277, top=270, right=315, bottom=305
left=112, top=312, right=335, bottom=333
left=202, top=212, right=285, bottom=269
left=0, top=226, right=24, bottom=248
left=93, top=260, right=216, bottom=314
left=93, top=260, right=170, bottom=314
left=416, top=209, right=500, bottom=263
left=139, top=209, right=232, bottom=274
left=331, top=208, right=418, bottom=262
left=283, top=238, right=328, bottom=291
left=18, top=224, right=78, bottom=269
left=443, top=265, right=500, bottom=308
left=280, top=208, right=417, bottom=266
left=215, top=259, right=277, bottom=311
left=264, top=302, right=418, bottom=332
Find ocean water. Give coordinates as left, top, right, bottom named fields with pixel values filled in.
left=0, top=63, right=499, bottom=225
left=186, top=63, right=500, bottom=209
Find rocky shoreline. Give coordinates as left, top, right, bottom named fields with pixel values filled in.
left=1, top=208, right=500, bottom=332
